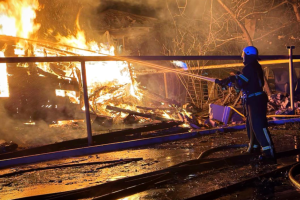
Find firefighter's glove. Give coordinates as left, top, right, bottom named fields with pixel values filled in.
left=215, top=79, right=221, bottom=85
left=215, top=78, right=229, bottom=90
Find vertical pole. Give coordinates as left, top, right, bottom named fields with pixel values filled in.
left=81, top=61, right=93, bottom=146
left=164, top=73, right=168, bottom=98
left=287, top=46, right=295, bottom=111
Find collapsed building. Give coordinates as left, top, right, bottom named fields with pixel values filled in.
left=0, top=6, right=185, bottom=131
left=0, top=41, right=81, bottom=123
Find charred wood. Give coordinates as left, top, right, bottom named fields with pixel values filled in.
left=38, top=44, right=79, bottom=56
left=141, top=88, right=180, bottom=106
left=136, top=106, right=176, bottom=111
left=88, top=86, right=107, bottom=100
left=49, top=63, right=66, bottom=77
left=92, top=115, right=113, bottom=127
left=106, top=105, right=170, bottom=121
left=124, top=114, right=140, bottom=124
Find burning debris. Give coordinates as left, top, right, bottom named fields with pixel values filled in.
left=0, top=0, right=198, bottom=148
left=0, top=0, right=146, bottom=125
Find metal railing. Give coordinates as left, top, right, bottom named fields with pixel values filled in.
left=0, top=51, right=297, bottom=145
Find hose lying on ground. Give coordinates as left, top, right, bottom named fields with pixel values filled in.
left=197, top=144, right=248, bottom=159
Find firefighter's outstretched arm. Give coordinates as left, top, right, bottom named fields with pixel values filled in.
left=215, top=70, right=249, bottom=90
left=235, top=69, right=250, bottom=90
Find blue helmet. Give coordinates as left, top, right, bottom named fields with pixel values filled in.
left=242, top=46, right=258, bottom=64
left=242, top=46, right=258, bottom=56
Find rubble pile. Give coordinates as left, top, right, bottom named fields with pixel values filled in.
left=268, top=93, right=300, bottom=115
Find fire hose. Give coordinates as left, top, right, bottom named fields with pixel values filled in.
left=197, top=144, right=248, bottom=159
left=0, top=35, right=218, bottom=83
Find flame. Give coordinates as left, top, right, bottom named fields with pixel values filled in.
left=57, top=120, right=84, bottom=125
left=54, top=14, right=143, bottom=115
left=0, top=0, right=144, bottom=119
left=56, top=31, right=135, bottom=88
left=162, top=112, right=172, bottom=119
left=53, top=12, right=137, bottom=89
left=0, top=0, right=40, bottom=98
left=0, top=0, right=40, bottom=38
left=181, top=123, right=191, bottom=128
left=0, top=51, right=9, bottom=97
left=49, top=120, right=84, bottom=128
left=56, top=89, right=79, bottom=104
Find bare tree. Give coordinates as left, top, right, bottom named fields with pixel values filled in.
left=152, top=0, right=300, bottom=107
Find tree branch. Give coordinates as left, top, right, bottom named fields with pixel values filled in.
left=288, top=0, right=300, bottom=22
left=239, top=0, right=289, bottom=21
left=253, top=22, right=293, bottom=41
left=217, top=0, right=253, bottom=46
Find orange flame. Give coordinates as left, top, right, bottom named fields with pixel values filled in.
left=0, top=51, right=9, bottom=97
left=0, top=0, right=40, bottom=38
left=54, top=13, right=143, bottom=102
left=0, top=1, right=143, bottom=117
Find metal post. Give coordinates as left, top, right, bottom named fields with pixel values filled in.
left=81, top=61, right=93, bottom=146
left=287, top=46, right=295, bottom=111
left=164, top=73, right=168, bottom=98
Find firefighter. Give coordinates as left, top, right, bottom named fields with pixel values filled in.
left=215, top=46, right=276, bottom=164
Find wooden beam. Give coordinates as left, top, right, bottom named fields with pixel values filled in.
left=136, top=106, right=176, bottom=111
left=164, top=73, right=168, bottom=98
left=106, top=105, right=170, bottom=121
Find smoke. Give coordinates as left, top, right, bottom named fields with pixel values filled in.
left=35, top=0, right=300, bottom=55
left=96, top=0, right=210, bottom=19
left=0, top=101, right=87, bottom=147
left=97, top=0, right=164, bottom=17
left=36, top=0, right=101, bottom=41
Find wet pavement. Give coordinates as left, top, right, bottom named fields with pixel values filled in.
left=1, top=124, right=300, bottom=199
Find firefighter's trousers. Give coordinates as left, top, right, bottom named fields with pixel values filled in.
left=245, top=92, right=275, bottom=157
